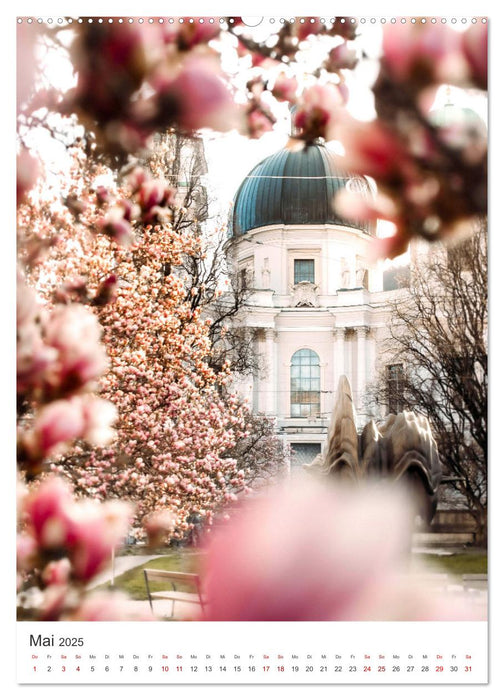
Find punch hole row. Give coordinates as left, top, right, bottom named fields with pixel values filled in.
left=17, top=16, right=488, bottom=25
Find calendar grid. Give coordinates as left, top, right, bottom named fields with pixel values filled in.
left=17, top=621, right=488, bottom=684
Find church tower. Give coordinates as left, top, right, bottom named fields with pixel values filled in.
left=227, top=140, right=404, bottom=471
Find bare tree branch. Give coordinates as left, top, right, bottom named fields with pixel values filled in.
left=368, top=221, right=487, bottom=543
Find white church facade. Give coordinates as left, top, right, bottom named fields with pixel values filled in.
left=227, top=141, right=410, bottom=470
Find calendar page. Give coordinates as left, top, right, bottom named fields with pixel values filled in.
left=13, top=3, right=490, bottom=692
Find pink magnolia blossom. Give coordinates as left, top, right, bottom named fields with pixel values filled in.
left=16, top=279, right=54, bottom=393
left=22, top=477, right=133, bottom=582
left=335, top=188, right=396, bottom=225
left=98, top=205, right=134, bottom=246
left=39, top=584, right=73, bottom=621
left=65, top=499, right=133, bottom=581
left=271, top=73, right=298, bottom=102
left=95, top=184, right=111, bottom=205
left=146, top=57, right=238, bottom=133
left=370, top=234, right=410, bottom=260
left=43, top=304, right=109, bottom=392
left=17, top=325, right=57, bottom=397
left=17, top=274, right=40, bottom=328
left=22, top=398, right=86, bottom=460
left=382, top=23, right=464, bottom=86
left=334, top=189, right=408, bottom=259
left=246, top=76, right=266, bottom=98
left=67, top=591, right=155, bottom=621
left=78, top=395, right=118, bottom=445
left=17, top=280, right=111, bottom=412
left=17, top=22, right=38, bottom=111
left=91, top=274, right=118, bottom=307
left=328, top=18, right=358, bottom=41
left=143, top=509, right=176, bottom=547
left=117, top=197, right=140, bottom=222
left=295, top=17, right=325, bottom=42
left=325, top=43, right=358, bottom=72
left=16, top=533, right=38, bottom=571
left=294, top=83, right=344, bottom=142
left=175, top=19, right=221, bottom=50
left=200, top=479, right=484, bottom=621
left=23, top=477, right=74, bottom=549
left=461, top=23, right=488, bottom=90
left=64, top=193, right=88, bottom=219
left=54, top=276, right=88, bottom=305
left=17, top=148, right=39, bottom=204
left=127, top=166, right=149, bottom=193
left=336, top=116, right=412, bottom=180
left=41, top=558, right=72, bottom=586
left=251, top=53, right=276, bottom=69
left=336, top=103, right=486, bottom=254
left=136, top=178, right=176, bottom=224
left=69, top=23, right=149, bottom=123
left=138, top=179, right=176, bottom=212
left=246, top=107, right=275, bottom=139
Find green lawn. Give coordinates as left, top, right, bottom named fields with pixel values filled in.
left=97, top=549, right=487, bottom=600
left=96, top=549, right=203, bottom=599
left=414, top=552, right=487, bottom=576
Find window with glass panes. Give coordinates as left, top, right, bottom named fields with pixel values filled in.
left=294, top=259, right=315, bottom=284
left=290, top=349, right=320, bottom=417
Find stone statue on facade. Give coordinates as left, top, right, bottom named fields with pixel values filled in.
left=261, top=262, right=271, bottom=289
left=340, top=258, right=351, bottom=289
left=304, top=375, right=442, bottom=523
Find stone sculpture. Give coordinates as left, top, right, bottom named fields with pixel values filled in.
left=290, top=281, right=320, bottom=307
left=261, top=259, right=271, bottom=289
left=304, top=376, right=442, bottom=522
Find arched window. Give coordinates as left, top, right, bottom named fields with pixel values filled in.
left=290, top=349, right=320, bottom=418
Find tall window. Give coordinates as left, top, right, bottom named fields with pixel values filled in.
left=294, top=259, right=315, bottom=284
left=387, top=364, right=405, bottom=414
left=290, top=349, right=320, bottom=417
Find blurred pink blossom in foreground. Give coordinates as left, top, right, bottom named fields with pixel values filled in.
left=294, top=83, right=345, bottom=142
left=66, top=591, right=154, bottom=621
left=19, top=476, right=133, bottom=583
left=17, top=477, right=156, bottom=621
left=201, top=478, right=485, bottom=622
left=21, top=395, right=117, bottom=462
left=143, top=509, right=176, bottom=548
left=17, top=278, right=109, bottom=401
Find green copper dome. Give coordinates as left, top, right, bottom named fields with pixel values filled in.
left=231, top=143, right=372, bottom=236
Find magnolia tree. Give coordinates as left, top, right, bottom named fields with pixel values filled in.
left=17, top=16, right=487, bottom=621
left=19, top=154, right=251, bottom=525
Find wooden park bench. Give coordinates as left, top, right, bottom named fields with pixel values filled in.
left=143, top=569, right=206, bottom=618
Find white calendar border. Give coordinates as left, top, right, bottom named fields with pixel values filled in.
left=4, top=0, right=502, bottom=696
